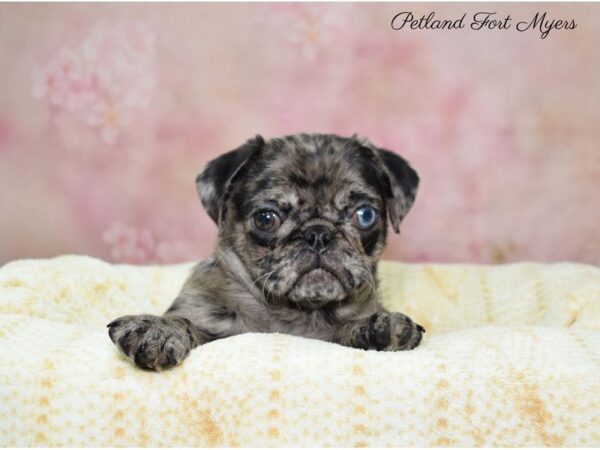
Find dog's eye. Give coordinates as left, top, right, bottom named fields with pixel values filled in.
left=352, top=206, right=378, bottom=230
left=253, top=210, right=282, bottom=232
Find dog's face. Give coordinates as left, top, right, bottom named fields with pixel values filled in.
left=196, top=134, right=419, bottom=307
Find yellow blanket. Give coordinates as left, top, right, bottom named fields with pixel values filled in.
left=0, top=255, right=599, bottom=446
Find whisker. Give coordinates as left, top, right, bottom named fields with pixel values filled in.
left=264, top=271, right=276, bottom=302
left=253, top=270, right=274, bottom=284
left=260, top=270, right=275, bottom=301
left=359, top=270, right=378, bottom=314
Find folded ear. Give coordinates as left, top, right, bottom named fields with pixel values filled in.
left=196, top=135, right=265, bottom=224
left=374, top=148, right=420, bottom=234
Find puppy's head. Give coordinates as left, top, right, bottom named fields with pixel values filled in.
left=196, top=134, right=419, bottom=307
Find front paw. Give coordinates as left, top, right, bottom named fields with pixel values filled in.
left=352, top=312, right=425, bottom=351
left=107, top=315, right=194, bottom=371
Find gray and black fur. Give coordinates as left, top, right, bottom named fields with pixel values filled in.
left=108, top=133, right=425, bottom=371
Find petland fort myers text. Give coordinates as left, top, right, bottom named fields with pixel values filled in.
left=391, top=11, right=577, bottom=39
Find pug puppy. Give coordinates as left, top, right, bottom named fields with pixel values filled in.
left=108, top=133, right=424, bottom=371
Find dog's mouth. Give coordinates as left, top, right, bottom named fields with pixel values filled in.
left=298, top=267, right=339, bottom=285
left=287, top=265, right=348, bottom=304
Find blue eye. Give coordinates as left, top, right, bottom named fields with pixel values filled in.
left=352, top=206, right=378, bottom=230
left=253, top=210, right=282, bottom=232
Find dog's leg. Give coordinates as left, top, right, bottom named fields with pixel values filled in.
left=334, top=312, right=425, bottom=351
left=107, top=313, right=208, bottom=371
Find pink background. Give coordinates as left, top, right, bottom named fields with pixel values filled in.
left=1, top=3, right=599, bottom=265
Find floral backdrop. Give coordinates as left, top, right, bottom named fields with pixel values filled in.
left=1, top=3, right=599, bottom=265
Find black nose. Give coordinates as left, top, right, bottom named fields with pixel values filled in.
left=304, top=226, right=332, bottom=254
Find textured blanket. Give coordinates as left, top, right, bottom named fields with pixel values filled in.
left=0, top=255, right=599, bottom=447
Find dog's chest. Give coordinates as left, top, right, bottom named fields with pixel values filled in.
left=230, top=299, right=363, bottom=342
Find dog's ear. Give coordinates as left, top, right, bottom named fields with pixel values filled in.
left=373, top=148, right=420, bottom=234
left=196, top=135, right=265, bottom=224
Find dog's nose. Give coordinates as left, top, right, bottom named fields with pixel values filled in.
left=304, top=226, right=332, bottom=254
